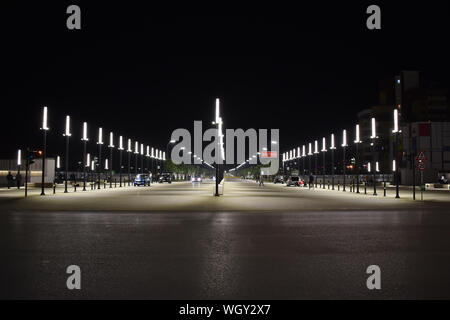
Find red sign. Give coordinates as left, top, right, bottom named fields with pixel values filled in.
left=416, top=151, right=428, bottom=162
left=417, top=162, right=426, bottom=171
left=262, top=151, right=278, bottom=159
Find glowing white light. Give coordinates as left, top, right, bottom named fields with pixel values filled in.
left=271, top=141, right=277, bottom=145
left=98, top=127, right=103, bottom=144
left=105, top=159, right=109, bottom=170
left=82, top=122, right=88, bottom=141
left=64, top=116, right=71, bottom=136
left=355, top=124, right=361, bottom=143
left=393, top=109, right=399, bottom=133
left=17, top=149, right=21, bottom=166
left=151, top=147, right=154, bottom=158
left=127, top=139, right=132, bottom=152
left=392, top=160, right=396, bottom=172
left=42, top=106, right=49, bottom=130
left=91, top=160, right=95, bottom=171
left=297, top=147, right=300, bottom=158
left=56, top=155, right=60, bottom=169
left=371, top=117, right=377, bottom=139
left=376, top=161, right=379, bottom=172
left=140, top=143, right=144, bottom=155
left=302, top=145, right=306, bottom=157
left=109, top=132, right=114, bottom=148
left=322, top=137, right=327, bottom=152
left=308, top=143, right=313, bottom=155
left=119, top=136, right=124, bottom=150
left=146, top=146, right=150, bottom=157
left=342, top=130, right=348, bottom=147
left=330, top=133, right=336, bottom=150
left=367, top=162, right=371, bottom=172
left=86, top=153, right=90, bottom=167
left=314, top=140, right=319, bottom=154
left=215, top=98, right=220, bottom=124
left=135, top=141, right=139, bottom=154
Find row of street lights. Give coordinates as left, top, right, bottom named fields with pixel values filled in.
left=20, top=106, right=167, bottom=196
left=282, top=109, right=401, bottom=198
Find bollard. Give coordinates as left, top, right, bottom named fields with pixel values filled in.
left=384, top=181, right=386, bottom=197
left=353, top=180, right=355, bottom=193
left=104, top=181, right=106, bottom=189
left=91, top=183, right=93, bottom=190
left=338, top=182, right=340, bottom=191
left=53, top=183, right=56, bottom=194
left=115, top=179, right=117, bottom=188
left=328, top=182, right=330, bottom=190
left=364, top=182, right=367, bottom=194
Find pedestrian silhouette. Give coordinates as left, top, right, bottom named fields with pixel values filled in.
left=16, top=172, right=22, bottom=189
left=309, top=174, right=314, bottom=189
left=6, top=171, right=13, bottom=189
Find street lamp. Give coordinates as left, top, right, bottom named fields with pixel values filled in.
left=321, top=137, right=327, bottom=189
left=146, top=145, right=150, bottom=175
left=308, top=142, right=313, bottom=177
left=370, top=117, right=378, bottom=196
left=302, top=145, right=306, bottom=178
left=151, top=147, right=155, bottom=176
left=109, top=132, right=114, bottom=188
left=81, top=122, right=89, bottom=191
left=140, top=143, right=144, bottom=174
left=342, top=129, right=348, bottom=191
left=97, top=127, right=103, bottom=190
left=40, top=106, right=49, bottom=195
left=118, top=136, right=124, bottom=187
left=392, top=109, right=401, bottom=198
left=354, top=124, right=362, bottom=193
left=330, top=133, right=336, bottom=190
left=127, top=139, right=132, bottom=186
left=61, top=116, right=71, bottom=193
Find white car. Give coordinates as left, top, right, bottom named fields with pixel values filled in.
left=191, top=176, right=202, bottom=183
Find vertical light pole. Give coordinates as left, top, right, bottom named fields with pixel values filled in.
left=297, top=147, right=301, bottom=176
left=166, top=140, right=175, bottom=172
left=118, top=136, right=124, bottom=187
left=314, top=140, right=319, bottom=187
left=302, top=145, right=306, bottom=178
left=155, top=148, right=160, bottom=175
left=146, top=146, right=150, bottom=174
left=354, top=124, right=362, bottom=193
left=140, top=143, right=144, bottom=174
left=97, top=127, right=103, bottom=189
left=134, top=141, right=139, bottom=176
left=342, top=129, right=348, bottom=192
left=63, top=115, right=71, bottom=193
left=308, top=143, right=313, bottom=176
left=40, top=106, right=49, bottom=195
left=127, top=139, right=132, bottom=186
left=151, top=147, right=155, bottom=176
left=321, top=137, right=327, bottom=189
left=81, top=122, right=89, bottom=191
left=330, top=133, right=336, bottom=190
left=86, top=153, right=91, bottom=186
left=370, top=117, right=378, bottom=196
left=109, top=132, right=114, bottom=188
left=17, top=149, right=21, bottom=189
left=392, top=109, right=401, bottom=198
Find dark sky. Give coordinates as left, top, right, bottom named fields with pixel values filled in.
left=2, top=2, right=450, bottom=164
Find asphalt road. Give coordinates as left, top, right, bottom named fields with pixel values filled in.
left=1, top=180, right=450, bottom=299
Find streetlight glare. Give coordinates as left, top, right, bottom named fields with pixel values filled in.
left=342, top=129, right=348, bottom=147
left=127, top=139, right=132, bottom=152
left=56, top=155, right=60, bottom=169
left=42, top=106, right=49, bottom=131
left=119, top=136, right=124, bottom=150
left=314, top=140, right=319, bottom=154
left=330, top=133, right=336, bottom=149
left=109, top=132, right=114, bottom=148
left=105, top=158, right=109, bottom=170
left=82, top=122, right=88, bottom=141
left=86, top=153, right=90, bottom=167
left=302, top=145, right=306, bottom=157
left=355, top=124, right=361, bottom=143
left=308, top=143, right=312, bottom=155
left=17, top=149, right=21, bottom=166
left=393, top=109, right=399, bottom=133
left=98, top=127, right=103, bottom=144
left=322, top=137, right=327, bottom=152
left=371, top=117, right=377, bottom=138
left=64, top=115, right=71, bottom=137
left=135, top=141, right=139, bottom=154
left=392, top=159, right=396, bottom=172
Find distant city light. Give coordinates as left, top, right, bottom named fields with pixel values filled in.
left=17, top=149, right=21, bottom=166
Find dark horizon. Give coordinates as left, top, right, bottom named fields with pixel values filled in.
left=2, top=2, right=450, bottom=164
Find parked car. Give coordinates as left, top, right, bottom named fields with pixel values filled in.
left=158, top=173, right=172, bottom=184
left=286, top=176, right=304, bottom=187
left=191, top=175, right=202, bottom=183
left=274, top=176, right=284, bottom=184
left=134, top=174, right=151, bottom=186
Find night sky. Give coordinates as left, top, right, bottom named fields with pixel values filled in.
left=2, top=2, right=450, bottom=165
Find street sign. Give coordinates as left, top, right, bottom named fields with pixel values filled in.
left=416, top=151, right=428, bottom=161
left=417, top=161, right=426, bottom=171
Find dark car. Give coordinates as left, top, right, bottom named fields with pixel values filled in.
left=134, top=174, right=151, bottom=186
left=158, top=173, right=172, bottom=184
left=274, top=176, right=284, bottom=184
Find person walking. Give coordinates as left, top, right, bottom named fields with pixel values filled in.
left=16, top=172, right=22, bottom=189
left=6, top=171, right=13, bottom=189
left=259, top=176, right=264, bottom=187
left=309, top=173, right=314, bottom=190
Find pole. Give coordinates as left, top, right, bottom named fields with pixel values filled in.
left=110, top=147, right=113, bottom=188
left=40, top=130, right=47, bottom=195
left=372, top=141, right=377, bottom=196
left=119, top=150, right=123, bottom=187
left=141, top=153, right=143, bottom=174
left=343, top=146, right=346, bottom=192
left=64, top=135, right=69, bottom=193
left=322, top=152, right=326, bottom=189
left=331, top=149, right=335, bottom=190
left=25, top=149, right=29, bottom=197
left=128, top=152, right=131, bottom=186
left=97, top=143, right=102, bottom=189
left=83, top=140, right=87, bottom=191
left=356, top=143, right=360, bottom=193
left=420, top=170, right=424, bottom=201
left=394, top=132, right=400, bottom=198
left=412, top=154, right=416, bottom=200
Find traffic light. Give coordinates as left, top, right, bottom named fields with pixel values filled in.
left=27, top=149, right=43, bottom=165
